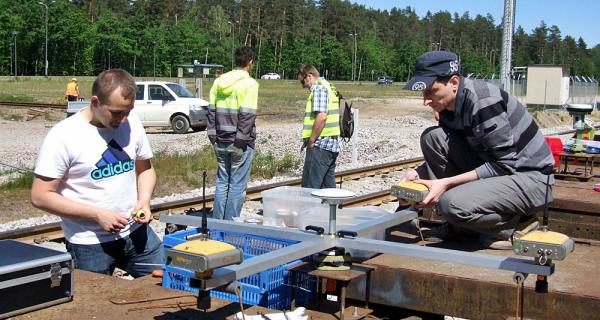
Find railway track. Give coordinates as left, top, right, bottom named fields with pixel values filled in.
left=4, top=152, right=600, bottom=244
left=0, top=101, right=66, bottom=109
left=0, top=158, right=424, bottom=242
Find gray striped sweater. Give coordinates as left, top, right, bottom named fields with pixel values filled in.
left=438, top=78, right=554, bottom=179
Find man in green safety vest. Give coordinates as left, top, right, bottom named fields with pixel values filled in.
left=207, top=46, right=259, bottom=220
left=297, top=64, right=341, bottom=189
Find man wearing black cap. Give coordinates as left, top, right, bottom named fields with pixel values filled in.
left=399, top=51, right=554, bottom=249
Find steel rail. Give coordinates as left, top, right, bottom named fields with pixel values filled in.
left=0, top=223, right=63, bottom=243
left=0, top=101, right=66, bottom=109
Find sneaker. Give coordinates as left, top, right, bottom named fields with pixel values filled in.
left=479, top=236, right=513, bottom=250
left=479, top=215, right=540, bottom=250
left=513, top=215, right=540, bottom=238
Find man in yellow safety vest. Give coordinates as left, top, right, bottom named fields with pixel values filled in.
left=207, top=46, right=259, bottom=220
left=65, top=78, right=80, bottom=101
left=297, top=64, right=341, bottom=189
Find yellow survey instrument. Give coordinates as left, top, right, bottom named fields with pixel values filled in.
left=513, top=229, right=574, bottom=264
left=390, top=181, right=429, bottom=202
left=165, top=239, right=243, bottom=274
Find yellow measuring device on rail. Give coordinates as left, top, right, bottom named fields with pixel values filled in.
left=513, top=229, right=574, bottom=264
left=390, top=181, right=429, bottom=203
left=512, top=171, right=574, bottom=265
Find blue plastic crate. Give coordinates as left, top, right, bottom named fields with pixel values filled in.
left=162, top=228, right=315, bottom=310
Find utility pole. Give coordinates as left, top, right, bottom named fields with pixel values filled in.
left=107, top=48, right=111, bottom=69
left=12, top=30, right=18, bottom=79
left=349, top=32, right=358, bottom=82
left=500, top=0, right=516, bottom=93
left=153, top=41, right=157, bottom=80
left=38, top=2, right=48, bottom=78
left=354, top=33, right=358, bottom=82
left=228, top=21, right=236, bottom=70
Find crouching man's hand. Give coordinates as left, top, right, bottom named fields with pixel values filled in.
left=400, top=169, right=419, bottom=183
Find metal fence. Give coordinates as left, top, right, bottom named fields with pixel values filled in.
left=465, top=73, right=527, bottom=104
left=467, top=73, right=598, bottom=109
left=570, top=76, right=598, bottom=108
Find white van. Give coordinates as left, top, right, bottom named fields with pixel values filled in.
left=67, top=81, right=209, bottom=134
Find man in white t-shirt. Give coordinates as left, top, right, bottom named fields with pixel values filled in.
left=31, top=69, right=163, bottom=277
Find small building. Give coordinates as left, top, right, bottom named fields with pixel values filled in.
left=525, top=65, right=570, bottom=107
left=176, top=62, right=224, bottom=78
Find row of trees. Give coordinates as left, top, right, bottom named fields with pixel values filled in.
left=1, top=0, right=599, bottom=81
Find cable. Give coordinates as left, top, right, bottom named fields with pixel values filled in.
left=235, top=286, right=246, bottom=320
left=515, top=275, right=524, bottom=320
left=542, top=169, right=552, bottom=228
left=0, top=161, right=32, bottom=173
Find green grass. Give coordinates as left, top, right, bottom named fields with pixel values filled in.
left=0, top=93, right=36, bottom=103
left=0, top=147, right=299, bottom=193
left=0, top=111, right=24, bottom=121
left=151, top=145, right=300, bottom=192
left=0, top=171, right=34, bottom=191
left=0, top=76, right=95, bottom=104
left=0, top=76, right=415, bottom=108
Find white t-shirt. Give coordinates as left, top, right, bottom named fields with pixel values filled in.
left=34, top=111, right=153, bottom=244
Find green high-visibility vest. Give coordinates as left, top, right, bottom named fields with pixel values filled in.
left=302, top=79, right=340, bottom=139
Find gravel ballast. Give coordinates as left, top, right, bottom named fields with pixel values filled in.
left=1, top=105, right=598, bottom=233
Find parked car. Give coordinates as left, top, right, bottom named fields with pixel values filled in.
left=377, top=76, right=393, bottom=85
left=67, top=81, right=209, bottom=134
left=261, top=72, right=281, bottom=80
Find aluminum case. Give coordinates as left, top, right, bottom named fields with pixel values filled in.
left=0, top=240, right=73, bottom=319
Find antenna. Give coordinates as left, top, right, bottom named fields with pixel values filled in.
left=201, top=171, right=208, bottom=236
left=542, top=169, right=551, bottom=230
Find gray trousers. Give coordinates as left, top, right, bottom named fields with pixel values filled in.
left=416, top=126, right=553, bottom=239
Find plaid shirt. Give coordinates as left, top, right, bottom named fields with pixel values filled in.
left=308, top=83, right=341, bottom=153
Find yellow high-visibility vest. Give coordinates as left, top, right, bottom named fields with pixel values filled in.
left=65, top=82, right=78, bottom=96
left=302, top=79, right=340, bottom=138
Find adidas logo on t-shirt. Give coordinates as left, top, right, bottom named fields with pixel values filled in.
left=91, top=140, right=135, bottom=180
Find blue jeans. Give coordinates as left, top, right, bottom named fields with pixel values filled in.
left=301, top=146, right=338, bottom=189
left=213, top=143, right=254, bottom=220
left=66, top=224, right=163, bottom=278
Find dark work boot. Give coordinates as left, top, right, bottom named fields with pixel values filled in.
left=410, top=220, right=456, bottom=242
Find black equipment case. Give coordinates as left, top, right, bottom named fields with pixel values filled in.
left=0, top=240, right=73, bottom=319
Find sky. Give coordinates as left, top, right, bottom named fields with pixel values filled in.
left=352, top=0, right=600, bottom=48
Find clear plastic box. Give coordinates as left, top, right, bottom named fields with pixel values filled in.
left=261, top=186, right=325, bottom=228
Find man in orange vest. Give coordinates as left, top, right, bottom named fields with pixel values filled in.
left=65, top=78, right=80, bottom=101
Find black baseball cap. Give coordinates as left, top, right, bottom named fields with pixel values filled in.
left=404, top=51, right=460, bottom=91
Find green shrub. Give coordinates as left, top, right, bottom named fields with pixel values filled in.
left=152, top=146, right=300, bottom=189
left=0, top=171, right=34, bottom=191
left=0, top=112, right=23, bottom=121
